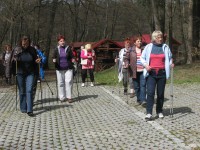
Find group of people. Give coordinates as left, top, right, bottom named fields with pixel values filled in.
left=1, top=30, right=173, bottom=120
left=1, top=34, right=96, bottom=117
left=1, top=36, right=46, bottom=116
left=117, top=30, right=174, bottom=120
left=1, top=42, right=46, bottom=85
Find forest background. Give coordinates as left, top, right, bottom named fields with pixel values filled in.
left=0, top=0, right=199, bottom=68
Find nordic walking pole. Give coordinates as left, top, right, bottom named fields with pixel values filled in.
left=38, top=63, right=43, bottom=108
left=126, top=68, right=129, bottom=104
left=170, top=67, right=174, bottom=117
left=43, top=78, right=54, bottom=95
left=55, top=71, right=58, bottom=103
left=74, top=68, right=80, bottom=101
left=75, top=63, right=80, bottom=101
left=15, top=61, right=18, bottom=111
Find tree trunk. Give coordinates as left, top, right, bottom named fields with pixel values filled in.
left=151, top=0, right=161, bottom=31
left=110, top=1, right=119, bottom=39
left=45, top=0, right=58, bottom=69
left=103, top=1, right=109, bottom=39
left=186, top=0, right=193, bottom=64
left=193, top=0, right=200, bottom=47
left=178, top=0, right=187, bottom=64
left=35, top=0, right=42, bottom=43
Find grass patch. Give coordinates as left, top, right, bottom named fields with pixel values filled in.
left=95, top=63, right=200, bottom=85
left=173, top=63, right=200, bottom=84
left=95, top=65, right=122, bottom=86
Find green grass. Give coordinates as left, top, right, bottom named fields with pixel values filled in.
left=95, top=63, right=200, bottom=85
left=173, top=63, right=200, bottom=84
left=95, top=65, right=121, bottom=86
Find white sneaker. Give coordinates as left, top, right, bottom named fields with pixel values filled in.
left=59, top=97, right=65, bottom=102
left=81, top=83, right=85, bottom=87
left=90, top=82, right=94, bottom=87
left=158, top=113, right=164, bottom=118
left=145, top=114, right=152, bottom=121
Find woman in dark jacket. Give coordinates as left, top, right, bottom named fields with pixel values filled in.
left=126, top=36, right=146, bottom=104
left=52, top=35, right=74, bottom=103
left=12, top=36, right=40, bottom=116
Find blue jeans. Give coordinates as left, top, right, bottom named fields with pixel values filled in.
left=146, top=69, right=166, bottom=115
left=17, top=73, right=34, bottom=113
left=133, top=72, right=146, bottom=103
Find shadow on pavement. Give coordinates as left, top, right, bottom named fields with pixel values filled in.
left=33, top=103, right=73, bottom=116
left=73, top=94, right=98, bottom=102
left=164, top=106, right=193, bottom=117
left=34, top=98, right=59, bottom=105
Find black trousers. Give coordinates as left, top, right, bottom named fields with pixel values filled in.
left=81, top=69, right=94, bottom=83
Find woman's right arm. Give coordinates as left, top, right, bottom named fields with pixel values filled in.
left=80, top=50, right=88, bottom=59
left=141, top=45, right=151, bottom=72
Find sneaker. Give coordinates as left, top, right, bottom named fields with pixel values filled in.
left=37, top=80, right=40, bottom=83
left=141, top=101, right=147, bottom=107
left=90, top=82, right=94, bottom=87
left=145, top=114, right=152, bottom=121
left=130, top=93, right=135, bottom=98
left=81, top=83, right=85, bottom=87
left=59, top=97, right=65, bottom=102
left=158, top=113, right=164, bottom=118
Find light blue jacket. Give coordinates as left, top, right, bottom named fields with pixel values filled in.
left=140, top=43, right=172, bottom=79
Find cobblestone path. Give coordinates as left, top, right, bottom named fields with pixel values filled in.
left=0, top=81, right=199, bottom=149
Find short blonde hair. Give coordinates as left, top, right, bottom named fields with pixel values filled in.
left=85, top=44, right=92, bottom=50
left=151, top=30, right=163, bottom=42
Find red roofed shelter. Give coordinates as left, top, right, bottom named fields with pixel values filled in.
left=92, top=39, right=124, bottom=71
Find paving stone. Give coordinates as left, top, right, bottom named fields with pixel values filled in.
left=0, top=82, right=199, bottom=149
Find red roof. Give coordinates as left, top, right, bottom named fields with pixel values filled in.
left=92, top=39, right=124, bottom=49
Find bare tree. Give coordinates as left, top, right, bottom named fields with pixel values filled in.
left=45, top=0, right=59, bottom=68
left=186, top=0, right=193, bottom=64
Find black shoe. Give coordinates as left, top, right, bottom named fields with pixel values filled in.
left=124, top=89, right=128, bottom=95
left=27, top=112, right=34, bottom=117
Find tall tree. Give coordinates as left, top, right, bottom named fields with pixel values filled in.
left=178, top=0, right=187, bottom=64
left=150, top=0, right=165, bottom=33
left=187, top=0, right=193, bottom=64
left=193, top=0, right=200, bottom=47
left=45, top=0, right=58, bottom=68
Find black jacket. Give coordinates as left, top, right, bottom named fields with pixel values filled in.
left=52, top=46, right=74, bottom=70
left=11, top=46, right=39, bottom=75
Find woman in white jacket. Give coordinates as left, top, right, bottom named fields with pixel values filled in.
left=141, top=30, right=174, bottom=120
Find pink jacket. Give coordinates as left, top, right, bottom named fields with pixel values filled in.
left=81, top=49, right=95, bottom=69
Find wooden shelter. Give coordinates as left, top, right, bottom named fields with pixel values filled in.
left=71, top=39, right=124, bottom=72
left=92, top=39, right=123, bottom=71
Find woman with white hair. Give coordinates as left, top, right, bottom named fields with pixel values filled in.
left=80, top=44, right=96, bottom=87
left=141, top=30, right=174, bottom=121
